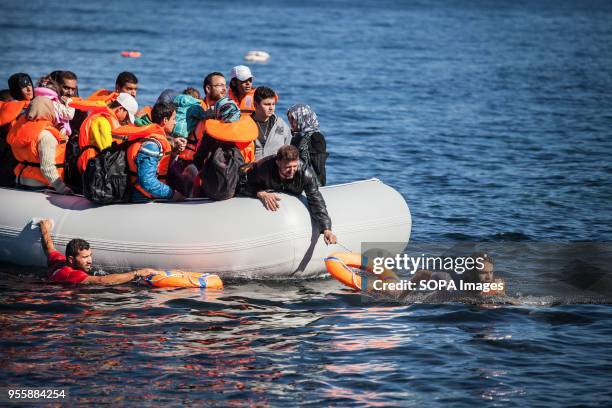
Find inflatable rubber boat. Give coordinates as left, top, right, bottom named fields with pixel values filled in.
left=0, top=178, right=411, bottom=279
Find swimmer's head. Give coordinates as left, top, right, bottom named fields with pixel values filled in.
left=466, top=252, right=494, bottom=283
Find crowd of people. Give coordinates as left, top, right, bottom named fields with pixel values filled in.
left=0, top=66, right=336, bottom=245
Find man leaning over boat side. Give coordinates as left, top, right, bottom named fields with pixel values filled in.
left=38, top=219, right=153, bottom=285
left=239, top=144, right=338, bottom=245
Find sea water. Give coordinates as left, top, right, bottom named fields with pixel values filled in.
left=1, top=0, right=611, bottom=405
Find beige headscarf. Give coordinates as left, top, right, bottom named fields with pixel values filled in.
left=26, top=96, right=55, bottom=122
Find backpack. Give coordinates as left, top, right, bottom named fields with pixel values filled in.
left=200, top=139, right=244, bottom=201
left=63, top=135, right=86, bottom=193
left=82, top=139, right=140, bottom=204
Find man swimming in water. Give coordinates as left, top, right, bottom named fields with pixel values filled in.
left=38, top=219, right=182, bottom=285
left=363, top=252, right=511, bottom=303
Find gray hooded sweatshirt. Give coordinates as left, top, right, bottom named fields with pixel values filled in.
left=253, top=114, right=292, bottom=160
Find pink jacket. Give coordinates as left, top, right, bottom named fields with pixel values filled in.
left=34, top=87, right=73, bottom=136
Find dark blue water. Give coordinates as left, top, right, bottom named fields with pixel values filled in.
left=1, top=0, right=612, bottom=406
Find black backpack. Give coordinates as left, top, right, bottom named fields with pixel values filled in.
left=200, top=140, right=244, bottom=201
left=82, top=139, right=141, bottom=204
left=63, top=135, right=87, bottom=193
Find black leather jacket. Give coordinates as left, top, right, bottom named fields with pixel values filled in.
left=239, top=155, right=332, bottom=232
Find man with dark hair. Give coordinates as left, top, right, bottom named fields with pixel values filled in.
left=127, top=101, right=185, bottom=202
left=115, top=71, right=138, bottom=97
left=202, top=72, right=226, bottom=109
left=87, top=71, right=138, bottom=102
left=38, top=219, right=153, bottom=285
left=252, top=86, right=291, bottom=160
left=240, top=145, right=337, bottom=245
left=56, top=70, right=88, bottom=134
left=54, top=71, right=78, bottom=98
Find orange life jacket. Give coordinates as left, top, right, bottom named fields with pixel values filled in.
left=0, top=100, right=29, bottom=127
left=87, top=89, right=118, bottom=103
left=124, top=124, right=173, bottom=199
left=69, top=97, right=108, bottom=113
left=138, top=105, right=152, bottom=122
left=199, top=99, right=209, bottom=111
left=179, top=120, right=206, bottom=162
left=76, top=109, right=122, bottom=173
left=7, top=116, right=66, bottom=186
left=182, top=97, right=217, bottom=162
left=203, top=115, right=258, bottom=163
left=228, top=88, right=256, bottom=114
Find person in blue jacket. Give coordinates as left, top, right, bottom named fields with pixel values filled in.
left=130, top=101, right=185, bottom=202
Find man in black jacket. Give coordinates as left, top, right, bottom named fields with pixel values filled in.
left=240, top=145, right=337, bottom=245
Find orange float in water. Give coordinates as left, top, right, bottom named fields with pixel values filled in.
left=120, top=51, right=141, bottom=58
left=325, top=252, right=366, bottom=291
left=326, top=252, right=405, bottom=293
left=144, top=271, right=223, bottom=289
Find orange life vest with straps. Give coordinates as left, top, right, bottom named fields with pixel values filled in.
left=179, top=120, right=206, bottom=162
left=0, top=100, right=29, bottom=127
left=228, top=88, right=278, bottom=114
left=203, top=115, right=258, bottom=163
left=86, top=89, right=118, bottom=103
left=228, top=88, right=256, bottom=114
left=180, top=97, right=215, bottom=162
left=201, top=97, right=215, bottom=111
left=75, top=106, right=122, bottom=174
left=122, top=124, right=173, bottom=199
left=6, top=116, right=66, bottom=186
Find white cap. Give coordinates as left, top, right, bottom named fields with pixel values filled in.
left=116, top=92, right=138, bottom=124
left=230, top=65, right=254, bottom=81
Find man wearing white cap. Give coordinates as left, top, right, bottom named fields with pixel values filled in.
left=228, top=65, right=257, bottom=113
left=76, top=92, right=138, bottom=174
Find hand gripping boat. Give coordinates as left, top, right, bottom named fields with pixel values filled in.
left=0, top=179, right=411, bottom=279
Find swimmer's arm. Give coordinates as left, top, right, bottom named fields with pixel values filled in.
left=39, top=219, right=56, bottom=257
left=82, top=269, right=154, bottom=285
left=494, top=278, right=521, bottom=305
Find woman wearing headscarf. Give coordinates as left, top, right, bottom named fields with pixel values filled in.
left=6, top=96, right=72, bottom=194
left=287, top=104, right=328, bottom=186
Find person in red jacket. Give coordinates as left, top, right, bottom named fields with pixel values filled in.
left=38, top=219, right=153, bottom=285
